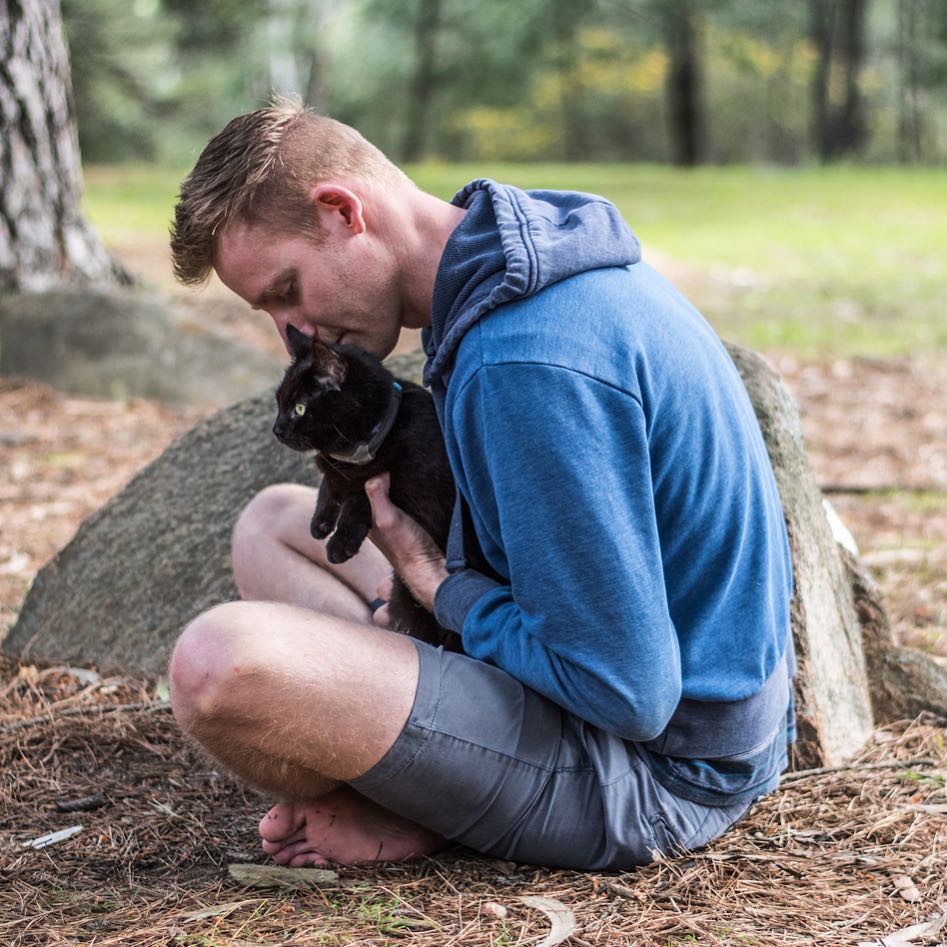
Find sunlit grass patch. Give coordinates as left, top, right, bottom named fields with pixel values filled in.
left=83, top=162, right=947, bottom=357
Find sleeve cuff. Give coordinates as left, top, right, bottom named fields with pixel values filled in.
left=433, top=570, right=502, bottom=633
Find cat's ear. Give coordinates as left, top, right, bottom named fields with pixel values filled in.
left=310, top=338, right=347, bottom=389
left=286, top=324, right=313, bottom=361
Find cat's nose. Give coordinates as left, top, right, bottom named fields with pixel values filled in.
left=273, top=420, right=285, bottom=438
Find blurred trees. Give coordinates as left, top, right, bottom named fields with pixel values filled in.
left=810, top=0, right=869, bottom=161
left=59, top=0, right=947, bottom=166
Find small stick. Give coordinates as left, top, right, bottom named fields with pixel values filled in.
left=600, top=879, right=638, bottom=899
left=820, top=484, right=944, bottom=496
left=55, top=793, right=108, bottom=813
left=0, top=700, right=171, bottom=734
left=780, top=758, right=936, bottom=782
left=22, top=825, right=84, bottom=849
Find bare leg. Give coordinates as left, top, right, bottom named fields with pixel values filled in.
left=170, top=484, right=443, bottom=864
left=231, top=483, right=390, bottom=622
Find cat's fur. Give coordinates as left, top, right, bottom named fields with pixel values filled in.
left=273, top=325, right=462, bottom=651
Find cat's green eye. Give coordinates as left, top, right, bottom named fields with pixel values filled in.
left=294, top=402, right=306, bottom=417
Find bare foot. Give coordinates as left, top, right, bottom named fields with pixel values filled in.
left=258, top=787, right=445, bottom=867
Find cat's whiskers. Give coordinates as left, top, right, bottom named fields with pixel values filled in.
left=330, top=422, right=352, bottom=444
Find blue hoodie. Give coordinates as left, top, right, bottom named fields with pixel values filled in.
left=424, top=179, right=794, bottom=806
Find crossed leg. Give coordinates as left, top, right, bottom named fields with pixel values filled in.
left=168, top=484, right=444, bottom=865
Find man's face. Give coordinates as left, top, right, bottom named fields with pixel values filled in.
left=214, top=215, right=404, bottom=359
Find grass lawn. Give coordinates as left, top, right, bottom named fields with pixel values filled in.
left=83, top=162, right=947, bottom=357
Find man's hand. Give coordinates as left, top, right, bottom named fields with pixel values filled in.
left=365, top=474, right=448, bottom=613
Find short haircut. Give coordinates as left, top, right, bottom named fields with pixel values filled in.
left=170, top=98, right=408, bottom=286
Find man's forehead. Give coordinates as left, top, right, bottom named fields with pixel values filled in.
left=214, top=221, right=282, bottom=297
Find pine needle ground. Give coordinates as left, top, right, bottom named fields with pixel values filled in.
left=1, top=658, right=945, bottom=947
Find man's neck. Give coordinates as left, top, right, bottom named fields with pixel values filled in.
left=382, top=185, right=467, bottom=331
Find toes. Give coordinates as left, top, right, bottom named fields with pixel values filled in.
left=288, top=850, right=333, bottom=868
left=269, top=838, right=323, bottom=866
left=260, top=828, right=306, bottom=855
left=258, top=803, right=306, bottom=843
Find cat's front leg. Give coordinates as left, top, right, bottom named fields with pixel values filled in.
left=325, top=490, right=372, bottom=564
left=311, top=480, right=342, bottom=540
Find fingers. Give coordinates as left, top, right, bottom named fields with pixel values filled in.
left=365, top=473, right=397, bottom=532
left=376, top=574, right=394, bottom=601
left=363, top=474, right=448, bottom=612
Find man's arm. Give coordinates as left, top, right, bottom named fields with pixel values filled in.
left=435, top=361, right=682, bottom=741
left=365, top=472, right=448, bottom=612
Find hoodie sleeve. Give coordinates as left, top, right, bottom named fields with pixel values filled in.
left=435, top=360, right=682, bottom=742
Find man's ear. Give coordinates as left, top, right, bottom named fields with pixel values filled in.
left=311, top=185, right=366, bottom=236
left=309, top=338, right=347, bottom=389
left=286, top=324, right=312, bottom=361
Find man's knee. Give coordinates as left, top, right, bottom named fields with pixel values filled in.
left=232, top=484, right=308, bottom=598
left=169, top=602, right=263, bottom=733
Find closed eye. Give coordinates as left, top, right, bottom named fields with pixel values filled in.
left=277, top=280, right=298, bottom=306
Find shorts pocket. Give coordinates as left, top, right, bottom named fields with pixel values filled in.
left=647, top=813, right=683, bottom=860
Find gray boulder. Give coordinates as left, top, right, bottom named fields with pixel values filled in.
left=0, top=288, right=283, bottom=406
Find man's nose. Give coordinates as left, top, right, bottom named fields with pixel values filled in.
left=270, top=311, right=293, bottom=350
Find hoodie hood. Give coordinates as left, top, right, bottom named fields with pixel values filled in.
left=424, top=179, right=641, bottom=388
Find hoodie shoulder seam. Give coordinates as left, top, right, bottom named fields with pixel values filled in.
left=450, top=358, right=644, bottom=410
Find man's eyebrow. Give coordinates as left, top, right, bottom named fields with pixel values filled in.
left=252, top=268, right=295, bottom=308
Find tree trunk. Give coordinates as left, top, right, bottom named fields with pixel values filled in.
left=300, top=0, right=332, bottom=114
left=401, top=0, right=441, bottom=163
left=551, top=0, right=590, bottom=162
left=809, top=0, right=833, bottom=160
left=0, top=0, right=126, bottom=293
left=809, top=0, right=870, bottom=161
left=837, top=0, right=868, bottom=155
left=897, top=0, right=923, bottom=163
left=267, top=0, right=301, bottom=96
left=664, top=0, right=705, bottom=167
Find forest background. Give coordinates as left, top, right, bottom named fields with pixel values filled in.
left=67, top=0, right=947, bottom=168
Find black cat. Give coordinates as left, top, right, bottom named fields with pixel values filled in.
left=273, top=325, right=462, bottom=651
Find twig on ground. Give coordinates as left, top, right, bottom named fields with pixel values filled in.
left=0, top=699, right=170, bottom=734
left=780, top=758, right=935, bottom=782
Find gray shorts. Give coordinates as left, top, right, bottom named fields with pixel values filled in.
left=350, top=639, right=754, bottom=871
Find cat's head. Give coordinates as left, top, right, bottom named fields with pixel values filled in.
left=273, top=325, right=395, bottom=454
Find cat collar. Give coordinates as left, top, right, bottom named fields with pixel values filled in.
left=325, top=382, right=403, bottom=465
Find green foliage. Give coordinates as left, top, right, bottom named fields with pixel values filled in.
left=63, top=0, right=174, bottom=161
left=65, top=0, right=267, bottom=165
left=61, top=0, right=947, bottom=165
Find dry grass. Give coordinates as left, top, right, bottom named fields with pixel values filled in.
left=1, top=658, right=945, bottom=946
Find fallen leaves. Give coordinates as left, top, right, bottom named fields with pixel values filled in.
left=518, top=896, right=576, bottom=947
left=857, top=912, right=946, bottom=947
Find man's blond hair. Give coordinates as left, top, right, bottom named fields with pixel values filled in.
left=170, top=99, right=408, bottom=286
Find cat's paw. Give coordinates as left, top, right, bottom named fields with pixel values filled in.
left=326, top=533, right=363, bottom=564
left=310, top=516, right=335, bottom=540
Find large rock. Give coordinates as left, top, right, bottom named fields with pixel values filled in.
left=2, top=350, right=423, bottom=676
left=0, top=288, right=283, bottom=406
left=5, top=345, right=944, bottom=765
left=2, top=388, right=312, bottom=674
left=727, top=345, right=874, bottom=766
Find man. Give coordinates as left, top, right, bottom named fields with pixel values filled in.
left=168, top=100, right=795, bottom=871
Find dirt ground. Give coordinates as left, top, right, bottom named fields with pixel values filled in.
left=1, top=666, right=944, bottom=946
